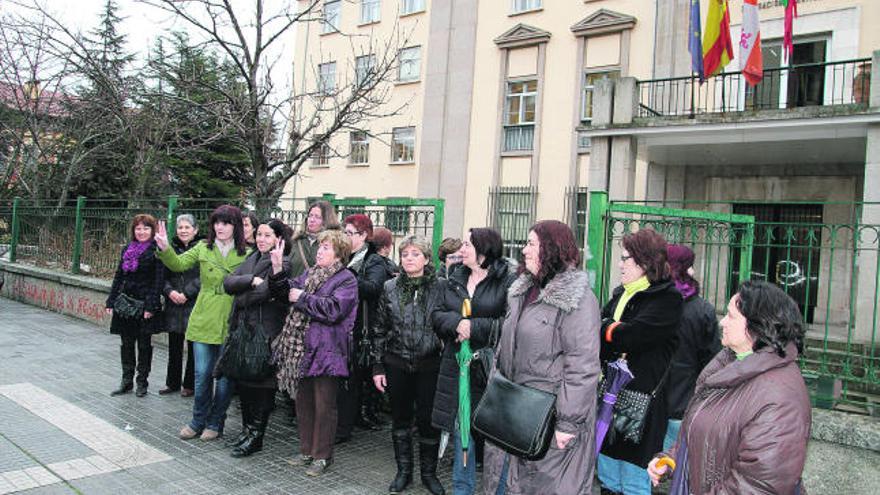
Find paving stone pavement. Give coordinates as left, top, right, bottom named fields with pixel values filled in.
left=1, top=297, right=878, bottom=494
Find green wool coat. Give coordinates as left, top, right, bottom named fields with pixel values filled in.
left=157, top=241, right=250, bottom=344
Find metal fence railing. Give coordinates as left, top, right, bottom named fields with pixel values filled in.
left=487, top=186, right=536, bottom=262
left=3, top=195, right=444, bottom=279
left=637, top=58, right=872, bottom=118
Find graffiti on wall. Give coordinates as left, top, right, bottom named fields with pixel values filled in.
left=8, top=278, right=108, bottom=324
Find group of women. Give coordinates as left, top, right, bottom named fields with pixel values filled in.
left=105, top=203, right=812, bottom=495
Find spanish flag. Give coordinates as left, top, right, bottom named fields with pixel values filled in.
left=702, top=0, right=734, bottom=78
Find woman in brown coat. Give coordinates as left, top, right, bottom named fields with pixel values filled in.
left=648, top=281, right=811, bottom=494
left=482, top=221, right=601, bottom=495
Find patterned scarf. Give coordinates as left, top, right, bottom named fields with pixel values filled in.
left=122, top=241, right=151, bottom=273
left=397, top=270, right=434, bottom=316
left=272, top=260, right=345, bottom=396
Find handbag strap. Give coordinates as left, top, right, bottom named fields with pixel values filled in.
left=297, top=240, right=311, bottom=270
left=509, top=305, right=565, bottom=377
left=650, top=362, right=673, bottom=398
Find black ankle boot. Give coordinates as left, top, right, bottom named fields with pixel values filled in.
left=231, top=397, right=270, bottom=458
left=110, top=381, right=133, bottom=396
left=389, top=429, right=413, bottom=493
left=227, top=396, right=253, bottom=447
left=419, top=439, right=445, bottom=495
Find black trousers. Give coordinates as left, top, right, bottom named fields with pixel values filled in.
left=385, top=362, right=440, bottom=439
left=336, top=363, right=367, bottom=439
left=166, top=333, right=194, bottom=390
left=120, top=332, right=152, bottom=386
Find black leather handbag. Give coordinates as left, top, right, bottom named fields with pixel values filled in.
left=217, top=311, right=274, bottom=382
left=113, top=293, right=145, bottom=319
left=598, top=364, right=671, bottom=444
left=471, top=310, right=563, bottom=461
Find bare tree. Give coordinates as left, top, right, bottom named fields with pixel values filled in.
left=140, top=0, right=411, bottom=207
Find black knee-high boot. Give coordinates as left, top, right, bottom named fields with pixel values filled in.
left=419, top=439, right=445, bottom=495
left=135, top=343, right=152, bottom=397
left=389, top=429, right=413, bottom=493
left=111, top=344, right=136, bottom=396
left=231, top=389, right=272, bottom=458
left=227, top=388, right=253, bottom=448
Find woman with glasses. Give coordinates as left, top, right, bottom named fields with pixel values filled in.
left=336, top=214, right=396, bottom=442
left=597, top=229, right=683, bottom=495
left=290, top=200, right=340, bottom=278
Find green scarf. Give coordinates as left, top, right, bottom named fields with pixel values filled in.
left=397, top=271, right=434, bottom=315
left=613, top=275, right=651, bottom=322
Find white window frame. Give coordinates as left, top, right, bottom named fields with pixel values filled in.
left=355, top=54, right=376, bottom=86
left=361, top=0, right=381, bottom=24
left=397, top=46, right=421, bottom=82
left=391, top=126, right=416, bottom=163
left=511, top=0, right=542, bottom=14
left=312, top=143, right=331, bottom=166
left=581, top=69, right=620, bottom=123
left=318, top=62, right=336, bottom=94
left=350, top=131, right=369, bottom=165
left=400, top=0, right=425, bottom=15
left=323, top=0, right=341, bottom=33
left=505, top=79, right=537, bottom=126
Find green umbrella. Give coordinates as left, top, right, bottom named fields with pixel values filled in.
left=455, top=298, right=473, bottom=466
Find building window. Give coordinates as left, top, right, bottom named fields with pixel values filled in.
left=318, top=62, right=336, bottom=93
left=312, top=143, right=331, bottom=166
left=398, top=46, right=421, bottom=82
left=582, top=70, right=620, bottom=123
left=511, top=0, right=541, bottom=14
left=488, top=186, right=536, bottom=262
left=323, top=0, right=341, bottom=33
left=503, top=80, right=537, bottom=151
left=361, top=0, right=380, bottom=24
left=350, top=131, right=369, bottom=164
left=391, top=127, right=415, bottom=163
left=400, top=0, right=424, bottom=15
left=355, top=55, right=375, bottom=86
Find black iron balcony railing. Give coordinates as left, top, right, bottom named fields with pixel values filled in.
left=638, top=58, right=872, bottom=118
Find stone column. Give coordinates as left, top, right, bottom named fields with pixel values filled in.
left=853, top=50, right=880, bottom=343
left=608, top=78, right=638, bottom=201
left=586, top=79, right=615, bottom=192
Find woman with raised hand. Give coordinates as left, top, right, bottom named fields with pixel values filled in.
left=221, top=219, right=292, bottom=457
left=372, top=235, right=446, bottom=495
left=269, top=229, right=358, bottom=477
left=106, top=214, right=164, bottom=398
left=154, top=205, right=250, bottom=441
left=159, top=214, right=201, bottom=398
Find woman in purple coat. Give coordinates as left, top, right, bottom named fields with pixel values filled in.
left=268, top=229, right=358, bottom=477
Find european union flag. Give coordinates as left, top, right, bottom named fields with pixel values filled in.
left=689, top=0, right=705, bottom=81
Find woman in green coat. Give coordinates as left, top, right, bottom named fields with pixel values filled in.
left=155, top=205, right=250, bottom=441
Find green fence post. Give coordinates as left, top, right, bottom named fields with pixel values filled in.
left=738, top=220, right=755, bottom=285
left=167, top=195, right=178, bottom=225
left=431, top=199, right=445, bottom=267
left=586, top=191, right=609, bottom=300
left=9, top=197, right=20, bottom=263
left=71, top=196, right=86, bottom=274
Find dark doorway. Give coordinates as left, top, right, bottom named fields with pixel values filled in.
left=787, top=40, right=827, bottom=108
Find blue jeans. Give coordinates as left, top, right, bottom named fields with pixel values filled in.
left=598, top=454, right=651, bottom=495
left=190, top=342, right=233, bottom=433
left=494, top=455, right=510, bottom=495
left=452, top=425, right=476, bottom=495
left=664, top=419, right=682, bottom=451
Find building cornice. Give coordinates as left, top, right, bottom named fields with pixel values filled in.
left=494, top=23, right=551, bottom=49
left=571, top=8, right=636, bottom=37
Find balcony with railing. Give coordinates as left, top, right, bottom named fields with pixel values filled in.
left=637, top=58, right=872, bottom=119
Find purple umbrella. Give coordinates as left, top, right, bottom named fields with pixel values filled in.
left=595, top=358, right=634, bottom=455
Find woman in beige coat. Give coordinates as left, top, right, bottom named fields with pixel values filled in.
left=482, top=220, right=601, bottom=495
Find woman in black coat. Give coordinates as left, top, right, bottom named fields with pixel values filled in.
left=598, top=229, right=682, bottom=495
left=371, top=235, right=446, bottom=495
left=160, top=214, right=201, bottom=397
left=105, top=214, right=165, bottom=398
left=431, top=228, right=515, bottom=495
left=222, top=219, right=292, bottom=458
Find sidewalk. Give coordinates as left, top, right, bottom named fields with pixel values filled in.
left=0, top=297, right=878, bottom=494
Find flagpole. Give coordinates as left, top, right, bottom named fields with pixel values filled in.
left=690, top=72, right=696, bottom=119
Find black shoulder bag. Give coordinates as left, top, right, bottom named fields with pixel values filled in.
left=217, top=308, right=274, bottom=382
left=471, top=310, right=562, bottom=461
left=598, top=363, right=671, bottom=445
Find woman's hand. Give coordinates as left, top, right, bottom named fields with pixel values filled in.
left=373, top=374, right=387, bottom=393
left=271, top=239, right=285, bottom=274
left=169, top=290, right=187, bottom=305
left=155, top=221, right=169, bottom=251
left=143, top=311, right=154, bottom=319
left=554, top=431, right=575, bottom=449
left=289, top=287, right=303, bottom=303
left=455, top=319, right=472, bottom=343
left=647, top=457, right=669, bottom=487
left=252, top=277, right=264, bottom=287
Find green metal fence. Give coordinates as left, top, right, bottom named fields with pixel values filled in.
left=4, top=195, right=444, bottom=278
left=588, top=194, right=880, bottom=415
left=487, top=186, right=537, bottom=262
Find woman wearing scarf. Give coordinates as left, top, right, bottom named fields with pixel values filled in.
left=289, top=200, right=340, bottom=278
left=269, top=229, right=358, bottom=477
left=598, top=229, right=682, bottom=495
left=663, top=245, right=720, bottom=451
left=106, top=214, right=165, bottom=398
left=371, top=235, right=446, bottom=495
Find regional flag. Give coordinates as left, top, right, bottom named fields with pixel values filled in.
left=702, top=0, right=734, bottom=78
left=689, top=0, right=704, bottom=81
left=740, top=0, right=763, bottom=86
left=781, top=0, right=798, bottom=62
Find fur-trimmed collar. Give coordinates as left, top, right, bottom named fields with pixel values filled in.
left=509, top=268, right=590, bottom=313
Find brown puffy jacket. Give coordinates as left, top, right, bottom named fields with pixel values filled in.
left=666, top=342, right=811, bottom=494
